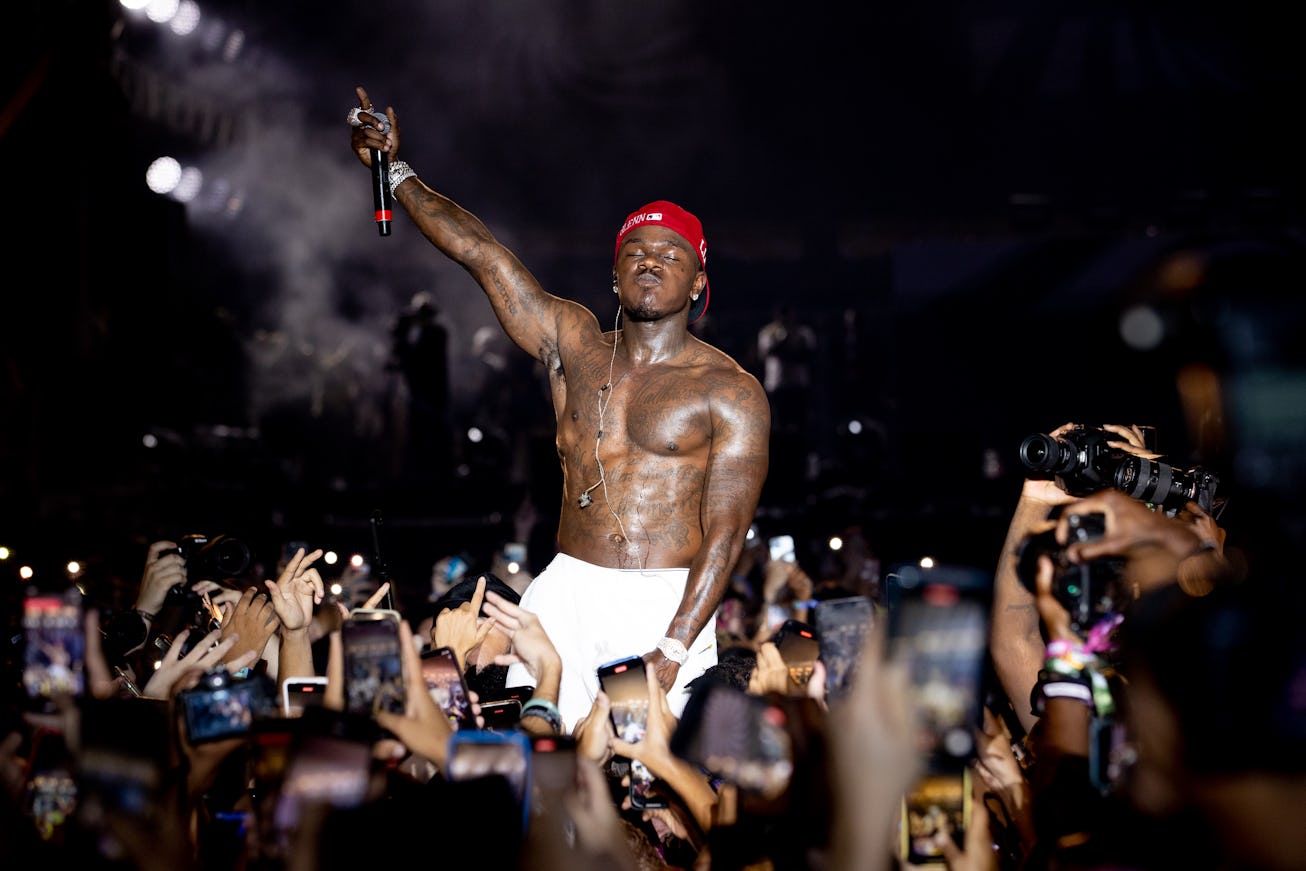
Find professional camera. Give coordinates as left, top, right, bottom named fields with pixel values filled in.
left=1015, top=512, right=1128, bottom=636
left=1019, top=426, right=1221, bottom=515
left=1112, top=455, right=1220, bottom=515
left=1018, top=426, right=1127, bottom=497
left=164, top=534, right=251, bottom=582
left=158, top=534, right=252, bottom=654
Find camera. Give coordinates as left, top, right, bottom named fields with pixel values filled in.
left=1015, top=513, right=1128, bottom=636
left=1111, top=455, right=1219, bottom=514
left=1019, top=425, right=1220, bottom=514
left=158, top=534, right=251, bottom=649
left=1018, top=426, right=1127, bottom=497
left=178, top=666, right=277, bottom=743
left=164, top=534, right=252, bottom=582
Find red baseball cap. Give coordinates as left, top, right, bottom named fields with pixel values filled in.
left=614, top=200, right=710, bottom=324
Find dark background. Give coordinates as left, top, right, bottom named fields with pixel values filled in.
left=3, top=0, right=1304, bottom=607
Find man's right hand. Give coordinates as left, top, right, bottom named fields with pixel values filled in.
left=135, top=540, right=186, bottom=615
left=348, top=86, right=400, bottom=169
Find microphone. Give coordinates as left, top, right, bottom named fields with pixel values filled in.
left=372, top=147, right=392, bottom=236
left=361, top=108, right=393, bottom=237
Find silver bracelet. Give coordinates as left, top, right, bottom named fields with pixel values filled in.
left=388, top=160, right=416, bottom=198
left=657, top=637, right=688, bottom=665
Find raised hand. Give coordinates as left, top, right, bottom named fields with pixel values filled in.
left=263, top=546, right=325, bottom=633
left=219, top=587, right=280, bottom=666
left=433, top=575, right=494, bottom=669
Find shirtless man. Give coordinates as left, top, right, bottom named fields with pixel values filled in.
left=347, top=88, right=770, bottom=731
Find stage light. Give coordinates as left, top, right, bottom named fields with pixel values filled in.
left=146, top=156, right=182, bottom=195
left=350, top=553, right=364, bottom=568
left=170, top=0, right=200, bottom=35
left=324, top=551, right=339, bottom=565
left=19, top=565, right=34, bottom=580
left=145, top=0, right=180, bottom=25
left=828, top=536, right=843, bottom=552
left=919, top=556, right=935, bottom=569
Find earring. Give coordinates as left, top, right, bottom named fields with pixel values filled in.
left=612, top=280, right=618, bottom=294
left=691, top=294, right=700, bottom=301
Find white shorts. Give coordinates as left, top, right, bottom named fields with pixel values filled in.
left=505, top=552, right=717, bottom=734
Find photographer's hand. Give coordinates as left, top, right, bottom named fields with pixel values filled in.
left=219, top=587, right=280, bottom=667
left=135, top=540, right=187, bottom=616
left=1057, top=489, right=1203, bottom=596
left=483, top=587, right=562, bottom=699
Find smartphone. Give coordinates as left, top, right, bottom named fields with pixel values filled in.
left=179, top=669, right=279, bottom=744
left=900, top=768, right=972, bottom=865
left=478, top=698, right=522, bottom=731
left=271, top=709, right=378, bottom=833
left=772, top=619, right=821, bottom=688
left=22, top=585, right=86, bottom=714
left=281, top=676, right=329, bottom=718
left=447, top=729, right=533, bottom=831
left=341, top=608, right=406, bottom=717
left=670, top=681, right=794, bottom=799
left=768, top=534, right=797, bottom=563
left=420, top=646, right=473, bottom=727
left=22, top=728, right=77, bottom=844
left=76, top=697, right=170, bottom=824
left=813, top=595, right=875, bottom=701
left=597, top=655, right=649, bottom=743
left=530, top=734, right=579, bottom=796
left=886, top=563, right=992, bottom=766
left=1089, top=715, right=1135, bottom=796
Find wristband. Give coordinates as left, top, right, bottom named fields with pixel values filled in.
left=656, top=637, right=689, bottom=665
left=1033, top=680, right=1095, bottom=715
left=135, top=608, right=155, bottom=622
left=1187, top=540, right=1219, bottom=559
left=519, top=698, right=562, bottom=733
left=388, top=160, right=416, bottom=197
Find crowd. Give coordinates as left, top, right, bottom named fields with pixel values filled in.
left=4, top=417, right=1302, bottom=871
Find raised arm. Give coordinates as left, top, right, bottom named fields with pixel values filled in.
left=347, top=86, right=597, bottom=366
left=651, top=369, right=770, bottom=691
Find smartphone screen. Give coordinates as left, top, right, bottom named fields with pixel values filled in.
left=281, top=677, right=329, bottom=718
left=342, top=609, right=406, bottom=717
left=901, top=768, right=971, bottom=865
left=813, top=595, right=875, bottom=701
left=180, top=672, right=278, bottom=744
left=597, top=655, right=649, bottom=743
left=773, top=619, right=820, bottom=688
left=887, top=564, right=992, bottom=766
left=447, top=729, right=532, bottom=830
left=670, top=682, right=794, bottom=799
left=420, top=646, right=472, bottom=727
left=23, top=728, right=76, bottom=844
left=22, top=587, right=86, bottom=713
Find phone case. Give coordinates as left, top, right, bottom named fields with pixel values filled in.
left=773, top=619, right=820, bottom=688
left=281, top=676, right=329, bottom=718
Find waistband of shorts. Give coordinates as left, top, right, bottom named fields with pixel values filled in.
left=548, top=551, right=690, bottom=577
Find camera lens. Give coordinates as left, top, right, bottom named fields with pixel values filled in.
left=1018, top=433, right=1068, bottom=472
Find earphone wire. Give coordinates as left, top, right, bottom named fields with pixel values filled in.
left=580, top=304, right=630, bottom=543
